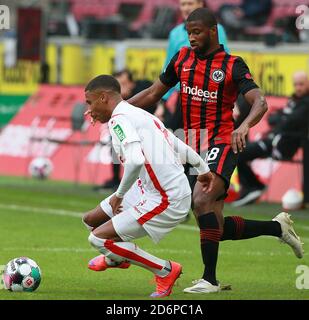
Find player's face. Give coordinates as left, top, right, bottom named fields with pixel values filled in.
left=179, top=0, right=203, bottom=20
left=293, top=78, right=309, bottom=97
left=186, top=20, right=214, bottom=53
left=85, top=90, right=110, bottom=123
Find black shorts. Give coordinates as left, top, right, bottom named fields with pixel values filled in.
left=187, top=144, right=238, bottom=201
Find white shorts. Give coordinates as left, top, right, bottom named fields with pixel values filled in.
left=100, top=180, right=191, bottom=243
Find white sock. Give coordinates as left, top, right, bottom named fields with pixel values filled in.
left=88, top=233, right=171, bottom=276
left=82, top=219, right=94, bottom=232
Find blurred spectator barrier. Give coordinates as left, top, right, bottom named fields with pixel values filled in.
left=0, top=40, right=309, bottom=97
left=0, top=85, right=113, bottom=185
left=248, top=96, right=308, bottom=204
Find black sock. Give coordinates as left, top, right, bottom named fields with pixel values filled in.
left=221, top=216, right=282, bottom=241
left=198, top=213, right=222, bottom=286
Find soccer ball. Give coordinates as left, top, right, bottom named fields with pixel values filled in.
left=1, top=257, right=42, bottom=292
left=28, top=157, right=53, bottom=179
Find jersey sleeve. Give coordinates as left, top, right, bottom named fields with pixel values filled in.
left=232, top=57, right=259, bottom=95
left=159, top=52, right=180, bottom=88
left=108, top=115, right=141, bottom=147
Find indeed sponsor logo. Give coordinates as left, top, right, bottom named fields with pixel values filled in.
left=182, top=83, right=217, bottom=100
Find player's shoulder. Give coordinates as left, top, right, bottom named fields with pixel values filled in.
left=224, top=55, right=248, bottom=72
left=228, top=55, right=246, bottom=64
left=176, top=46, right=192, bottom=59
left=109, top=103, right=141, bottom=126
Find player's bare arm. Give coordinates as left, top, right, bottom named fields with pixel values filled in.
left=231, top=88, right=268, bottom=154
left=127, top=79, right=170, bottom=109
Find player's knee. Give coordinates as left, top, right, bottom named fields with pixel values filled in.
left=193, top=194, right=216, bottom=214
left=82, top=212, right=94, bottom=230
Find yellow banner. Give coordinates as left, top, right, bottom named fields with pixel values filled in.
left=126, top=48, right=166, bottom=82
left=0, top=44, right=40, bottom=95
left=233, top=50, right=309, bottom=96
left=61, top=45, right=86, bottom=85
left=1, top=43, right=309, bottom=96
left=88, top=46, right=115, bottom=81
left=46, top=43, right=58, bottom=84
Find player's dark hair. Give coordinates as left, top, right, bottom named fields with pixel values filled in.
left=85, top=75, right=121, bottom=93
left=113, top=69, right=134, bottom=82
left=186, top=8, right=217, bottom=28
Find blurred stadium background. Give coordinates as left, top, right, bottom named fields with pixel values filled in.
left=0, top=0, right=309, bottom=300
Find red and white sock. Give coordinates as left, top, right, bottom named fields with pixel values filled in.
left=88, top=233, right=171, bottom=277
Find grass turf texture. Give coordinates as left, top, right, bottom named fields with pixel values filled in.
left=0, top=176, right=308, bottom=300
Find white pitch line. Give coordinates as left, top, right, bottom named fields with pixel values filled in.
left=1, top=247, right=192, bottom=255
left=0, top=203, right=84, bottom=218
left=2, top=247, right=95, bottom=253
left=0, top=203, right=198, bottom=232
left=1, top=247, right=306, bottom=257
left=297, top=225, right=309, bottom=231
left=0, top=203, right=307, bottom=237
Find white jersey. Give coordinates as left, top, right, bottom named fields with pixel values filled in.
left=108, top=101, right=192, bottom=203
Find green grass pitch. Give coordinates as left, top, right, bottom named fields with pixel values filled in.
left=0, top=176, right=308, bottom=300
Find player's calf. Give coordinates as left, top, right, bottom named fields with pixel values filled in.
left=88, top=233, right=130, bottom=271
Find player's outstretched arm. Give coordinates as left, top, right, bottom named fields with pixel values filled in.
left=232, top=88, right=268, bottom=154
left=127, top=79, right=170, bottom=109
left=170, top=133, right=214, bottom=193
left=110, top=142, right=145, bottom=213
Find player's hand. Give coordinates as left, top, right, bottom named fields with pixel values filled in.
left=84, top=109, right=97, bottom=126
left=109, top=195, right=123, bottom=215
left=197, top=171, right=215, bottom=193
left=231, top=123, right=249, bottom=154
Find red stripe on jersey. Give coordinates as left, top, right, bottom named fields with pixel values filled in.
left=104, top=239, right=163, bottom=270
left=153, top=119, right=170, bottom=145
left=137, top=162, right=169, bottom=225
left=175, top=47, right=243, bottom=148
left=214, top=55, right=238, bottom=146
left=205, top=52, right=227, bottom=145
left=217, top=145, right=230, bottom=174
left=189, top=58, right=207, bottom=152
left=178, top=49, right=195, bottom=145
left=174, top=47, right=191, bottom=144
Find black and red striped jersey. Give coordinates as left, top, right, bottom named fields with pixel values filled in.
left=160, top=45, right=258, bottom=152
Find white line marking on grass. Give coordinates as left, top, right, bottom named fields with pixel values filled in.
left=2, top=247, right=95, bottom=253
left=0, top=203, right=198, bottom=232
left=1, top=247, right=192, bottom=255
left=2, top=247, right=306, bottom=257
left=0, top=203, right=83, bottom=218
left=1, top=203, right=307, bottom=250
left=297, top=225, right=309, bottom=232
left=177, top=224, right=199, bottom=231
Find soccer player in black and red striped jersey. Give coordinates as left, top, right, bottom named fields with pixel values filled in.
left=128, top=8, right=303, bottom=294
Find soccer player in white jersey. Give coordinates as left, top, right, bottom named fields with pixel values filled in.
left=83, top=75, right=214, bottom=298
